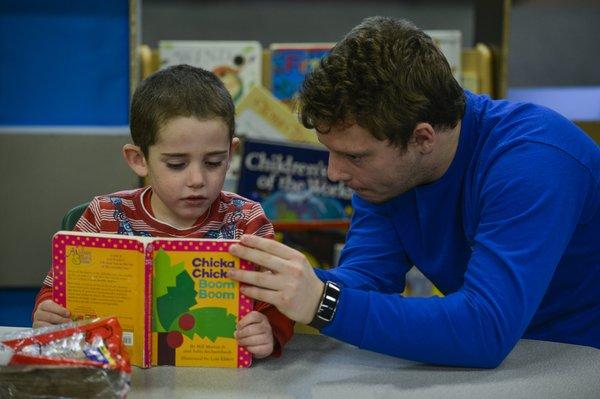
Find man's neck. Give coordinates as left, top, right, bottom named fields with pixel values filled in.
left=425, top=121, right=462, bottom=183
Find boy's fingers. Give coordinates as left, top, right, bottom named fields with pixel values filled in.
left=237, top=311, right=263, bottom=329
left=36, top=310, right=71, bottom=325
left=39, top=300, right=70, bottom=317
left=237, top=334, right=271, bottom=348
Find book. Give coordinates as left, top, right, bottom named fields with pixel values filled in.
left=159, top=40, right=262, bottom=103
left=51, top=231, right=254, bottom=368
left=235, top=85, right=319, bottom=144
left=269, top=42, right=335, bottom=103
left=424, top=30, right=462, bottom=84
left=237, top=137, right=352, bottom=222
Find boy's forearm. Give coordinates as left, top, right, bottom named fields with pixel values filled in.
left=32, top=284, right=53, bottom=321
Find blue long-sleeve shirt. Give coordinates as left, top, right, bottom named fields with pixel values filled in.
left=315, top=91, right=600, bottom=368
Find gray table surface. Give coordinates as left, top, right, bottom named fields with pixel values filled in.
left=2, top=327, right=599, bottom=399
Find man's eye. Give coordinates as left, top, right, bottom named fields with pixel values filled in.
left=346, top=154, right=360, bottom=161
left=166, top=163, right=185, bottom=170
left=206, top=161, right=223, bottom=168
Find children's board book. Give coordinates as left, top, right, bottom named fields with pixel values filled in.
left=51, top=231, right=254, bottom=369
left=159, top=40, right=262, bottom=104
left=269, top=42, right=335, bottom=102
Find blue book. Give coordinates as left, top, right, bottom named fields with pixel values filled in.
left=237, top=138, right=352, bottom=221
left=270, top=43, right=334, bottom=102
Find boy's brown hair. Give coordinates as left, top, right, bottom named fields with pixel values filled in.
left=298, top=16, right=465, bottom=150
left=130, top=64, right=235, bottom=156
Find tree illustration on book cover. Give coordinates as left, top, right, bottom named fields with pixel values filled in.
left=152, top=248, right=239, bottom=366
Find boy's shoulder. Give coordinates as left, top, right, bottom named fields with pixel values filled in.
left=88, top=188, right=146, bottom=208
left=218, top=191, right=261, bottom=208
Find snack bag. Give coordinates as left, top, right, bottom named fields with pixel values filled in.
left=0, top=317, right=131, bottom=398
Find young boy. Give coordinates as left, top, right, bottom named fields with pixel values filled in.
left=32, top=65, right=294, bottom=359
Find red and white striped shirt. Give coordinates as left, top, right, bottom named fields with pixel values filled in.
left=35, top=187, right=293, bottom=356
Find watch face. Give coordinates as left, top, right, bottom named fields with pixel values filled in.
left=310, top=281, right=341, bottom=328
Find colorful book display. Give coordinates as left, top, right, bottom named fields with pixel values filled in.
left=237, top=138, right=352, bottom=222
left=269, top=43, right=335, bottom=102
left=159, top=40, right=262, bottom=103
left=52, top=231, right=253, bottom=368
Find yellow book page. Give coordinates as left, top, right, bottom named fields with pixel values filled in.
left=52, top=232, right=148, bottom=367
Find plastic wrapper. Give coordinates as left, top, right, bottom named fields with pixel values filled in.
left=0, top=317, right=131, bottom=398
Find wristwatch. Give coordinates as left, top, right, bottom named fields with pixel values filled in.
left=308, top=281, right=341, bottom=331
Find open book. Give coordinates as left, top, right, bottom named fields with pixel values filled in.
left=51, top=231, right=254, bottom=368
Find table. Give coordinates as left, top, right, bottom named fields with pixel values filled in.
left=130, top=335, right=599, bottom=399
left=2, top=327, right=599, bottom=398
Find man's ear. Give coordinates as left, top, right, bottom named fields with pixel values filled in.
left=226, top=137, right=241, bottom=169
left=411, top=123, right=436, bottom=155
left=122, top=144, right=148, bottom=177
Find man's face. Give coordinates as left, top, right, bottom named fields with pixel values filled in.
left=317, top=124, right=423, bottom=204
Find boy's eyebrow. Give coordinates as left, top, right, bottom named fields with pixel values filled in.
left=161, top=150, right=229, bottom=157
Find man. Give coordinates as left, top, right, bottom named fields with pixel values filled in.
left=228, top=16, right=600, bottom=368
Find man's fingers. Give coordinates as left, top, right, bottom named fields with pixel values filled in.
left=230, top=269, right=282, bottom=291
left=238, top=234, right=304, bottom=261
left=230, top=244, right=286, bottom=273
left=239, top=285, right=280, bottom=307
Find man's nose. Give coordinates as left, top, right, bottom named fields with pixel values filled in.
left=327, top=154, right=351, bottom=182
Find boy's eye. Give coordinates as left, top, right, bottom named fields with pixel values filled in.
left=206, top=161, right=224, bottom=168
left=166, top=162, right=186, bottom=170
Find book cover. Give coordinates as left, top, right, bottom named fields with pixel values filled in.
left=269, top=43, right=335, bottom=102
left=159, top=40, right=262, bottom=104
left=150, top=239, right=253, bottom=368
left=237, top=137, right=352, bottom=222
left=52, top=231, right=253, bottom=368
left=235, top=85, right=319, bottom=144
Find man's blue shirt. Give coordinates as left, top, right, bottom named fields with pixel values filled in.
left=315, top=91, right=600, bottom=367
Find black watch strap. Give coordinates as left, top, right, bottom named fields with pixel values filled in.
left=308, top=281, right=341, bottom=330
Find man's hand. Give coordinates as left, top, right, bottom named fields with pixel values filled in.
left=235, top=311, right=274, bottom=359
left=32, top=299, right=71, bottom=328
left=228, top=235, right=325, bottom=324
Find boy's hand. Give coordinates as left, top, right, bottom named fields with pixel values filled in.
left=32, top=300, right=71, bottom=328
left=234, top=311, right=274, bottom=359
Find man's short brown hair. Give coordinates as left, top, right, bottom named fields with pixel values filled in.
left=130, top=64, right=235, bottom=156
left=298, top=16, right=465, bottom=149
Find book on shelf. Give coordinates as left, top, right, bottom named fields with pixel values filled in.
left=158, top=40, right=262, bottom=103
left=235, top=85, right=319, bottom=144
left=51, top=231, right=254, bottom=369
left=424, top=30, right=462, bottom=85
left=237, top=137, right=352, bottom=223
left=269, top=42, right=335, bottom=103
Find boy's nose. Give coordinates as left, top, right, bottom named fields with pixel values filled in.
left=186, top=168, right=205, bottom=187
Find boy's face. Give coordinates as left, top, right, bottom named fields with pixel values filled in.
left=142, top=116, right=236, bottom=229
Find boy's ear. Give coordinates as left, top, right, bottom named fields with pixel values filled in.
left=226, top=137, right=240, bottom=169
left=122, top=144, right=148, bottom=177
